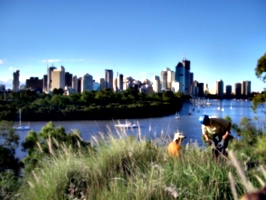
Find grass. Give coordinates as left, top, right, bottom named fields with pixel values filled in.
left=10, top=124, right=266, bottom=200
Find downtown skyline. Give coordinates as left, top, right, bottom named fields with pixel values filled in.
left=0, top=0, right=265, bottom=92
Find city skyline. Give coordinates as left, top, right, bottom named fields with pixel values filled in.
left=0, top=0, right=265, bottom=92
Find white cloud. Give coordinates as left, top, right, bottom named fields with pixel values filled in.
left=9, top=67, right=13, bottom=70
left=42, top=59, right=62, bottom=63
left=0, top=60, right=4, bottom=64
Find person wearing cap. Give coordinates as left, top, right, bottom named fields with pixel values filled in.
left=199, top=115, right=231, bottom=157
left=168, top=131, right=186, bottom=157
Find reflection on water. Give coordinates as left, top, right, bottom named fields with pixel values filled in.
left=15, top=99, right=266, bottom=159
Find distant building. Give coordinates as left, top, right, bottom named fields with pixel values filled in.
left=51, top=66, right=65, bottom=91
left=117, top=74, right=123, bottom=92
left=153, top=75, right=161, bottom=93
left=242, top=80, right=251, bottom=98
left=160, top=70, right=167, bottom=91
left=225, top=85, right=232, bottom=98
left=43, top=75, right=47, bottom=92
left=13, top=70, right=20, bottom=92
left=65, top=72, right=73, bottom=88
left=197, top=83, right=204, bottom=97
left=72, top=75, right=78, bottom=92
left=0, top=84, right=5, bottom=91
left=26, top=77, right=43, bottom=92
left=235, top=82, right=241, bottom=99
left=100, top=78, right=105, bottom=90
left=216, top=79, right=224, bottom=98
left=105, top=69, right=113, bottom=89
left=47, top=66, right=56, bottom=92
left=183, top=59, right=191, bottom=95
left=81, top=73, right=93, bottom=93
left=167, top=69, right=175, bottom=90
left=175, top=62, right=185, bottom=93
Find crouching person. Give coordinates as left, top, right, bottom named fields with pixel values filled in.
left=168, top=131, right=186, bottom=158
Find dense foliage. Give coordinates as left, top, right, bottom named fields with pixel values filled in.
left=0, top=88, right=185, bottom=121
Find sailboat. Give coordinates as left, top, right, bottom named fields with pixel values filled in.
left=14, top=109, right=30, bottom=131
left=175, top=112, right=180, bottom=119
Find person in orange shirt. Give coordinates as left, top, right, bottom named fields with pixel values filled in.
left=168, top=131, right=186, bottom=157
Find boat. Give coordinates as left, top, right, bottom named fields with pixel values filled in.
left=175, top=112, right=180, bottom=119
left=114, top=122, right=137, bottom=129
left=14, top=109, right=30, bottom=131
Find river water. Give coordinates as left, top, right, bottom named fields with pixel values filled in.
left=14, top=99, right=266, bottom=159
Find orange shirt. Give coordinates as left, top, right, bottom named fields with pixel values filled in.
left=168, top=141, right=182, bottom=157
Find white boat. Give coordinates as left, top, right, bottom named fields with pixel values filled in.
left=175, top=112, right=180, bottom=119
left=114, top=122, right=137, bottom=129
left=14, top=109, right=30, bottom=131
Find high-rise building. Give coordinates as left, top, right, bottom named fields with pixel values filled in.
left=117, top=74, right=123, bottom=92
left=216, top=79, right=224, bottom=98
left=160, top=70, right=167, bottom=91
left=167, top=69, right=175, bottom=90
left=153, top=75, right=161, bottom=93
left=100, top=78, right=105, bottom=90
left=242, top=80, right=251, bottom=98
left=175, top=62, right=185, bottom=93
left=72, top=75, right=78, bottom=92
left=51, top=66, right=65, bottom=91
left=47, top=66, right=56, bottom=92
left=65, top=72, right=73, bottom=87
left=81, top=73, right=93, bottom=93
left=225, top=85, right=232, bottom=98
left=43, top=75, right=47, bottom=92
left=13, top=70, right=20, bottom=92
left=26, top=77, right=43, bottom=91
left=183, top=59, right=191, bottom=95
left=235, top=82, right=241, bottom=99
left=105, top=69, right=113, bottom=89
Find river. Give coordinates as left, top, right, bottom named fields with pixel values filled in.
left=14, top=99, right=266, bottom=159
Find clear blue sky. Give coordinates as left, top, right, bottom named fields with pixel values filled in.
left=0, top=0, right=265, bottom=92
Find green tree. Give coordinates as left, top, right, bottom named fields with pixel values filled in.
left=253, top=53, right=266, bottom=110
left=0, top=121, right=21, bottom=175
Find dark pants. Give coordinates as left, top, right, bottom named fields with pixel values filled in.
left=212, top=133, right=229, bottom=158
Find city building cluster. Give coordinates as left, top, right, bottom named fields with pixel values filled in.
left=0, top=58, right=251, bottom=98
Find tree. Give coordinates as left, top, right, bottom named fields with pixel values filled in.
left=0, top=121, right=21, bottom=175
left=253, top=53, right=266, bottom=110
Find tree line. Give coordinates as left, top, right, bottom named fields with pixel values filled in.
left=0, top=88, right=186, bottom=121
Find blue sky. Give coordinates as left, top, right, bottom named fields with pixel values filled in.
left=0, top=0, right=265, bottom=92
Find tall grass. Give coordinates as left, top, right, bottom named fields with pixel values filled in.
left=16, top=125, right=265, bottom=200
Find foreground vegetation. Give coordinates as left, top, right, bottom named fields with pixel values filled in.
left=1, top=116, right=266, bottom=200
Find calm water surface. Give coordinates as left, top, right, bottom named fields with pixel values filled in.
left=15, top=99, right=266, bottom=159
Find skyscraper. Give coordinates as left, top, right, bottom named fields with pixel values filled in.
left=105, top=69, right=113, bottom=89
left=81, top=73, right=93, bottom=92
left=47, top=66, right=56, bottom=92
left=51, top=66, right=65, bottom=90
left=72, top=75, right=78, bottom=92
left=153, top=75, right=161, bottom=93
left=183, top=59, right=191, bottom=95
left=235, top=83, right=241, bottom=99
left=65, top=72, right=73, bottom=87
left=13, top=70, right=20, bottom=92
left=160, top=70, right=167, bottom=91
left=216, top=79, right=224, bottom=98
left=175, top=62, right=185, bottom=93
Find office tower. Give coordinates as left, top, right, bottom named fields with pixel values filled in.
left=117, top=74, right=123, bottom=92
left=183, top=59, right=191, bottom=95
left=189, top=72, right=194, bottom=96
left=47, top=66, right=56, bottom=92
left=72, top=75, right=78, bottom=92
left=197, top=83, right=204, bottom=97
left=26, top=77, right=43, bottom=91
left=43, top=75, right=47, bottom=92
left=13, top=70, right=20, bottom=92
left=167, top=69, right=175, bottom=90
left=160, top=70, right=167, bottom=91
left=65, top=72, right=73, bottom=87
left=235, top=83, right=241, bottom=99
left=153, top=75, right=161, bottom=93
left=123, top=76, right=134, bottom=90
left=81, top=73, right=93, bottom=93
left=105, top=69, right=113, bottom=89
left=204, top=83, right=209, bottom=95
left=175, top=62, right=185, bottom=93
left=225, top=85, right=232, bottom=98
left=192, top=80, right=199, bottom=97
left=216, top=79, right=224, bottom=98
left=51, top=66, right=65, bottom=90
left=0, top=84, right=5, bottom=91
left=113, top=77, right=118, bottom=92
left=242, top=80, right=251, bottom=98
left=100, top=78, right=105, bottom=90
left=77, top=77, right=82, bottom=93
